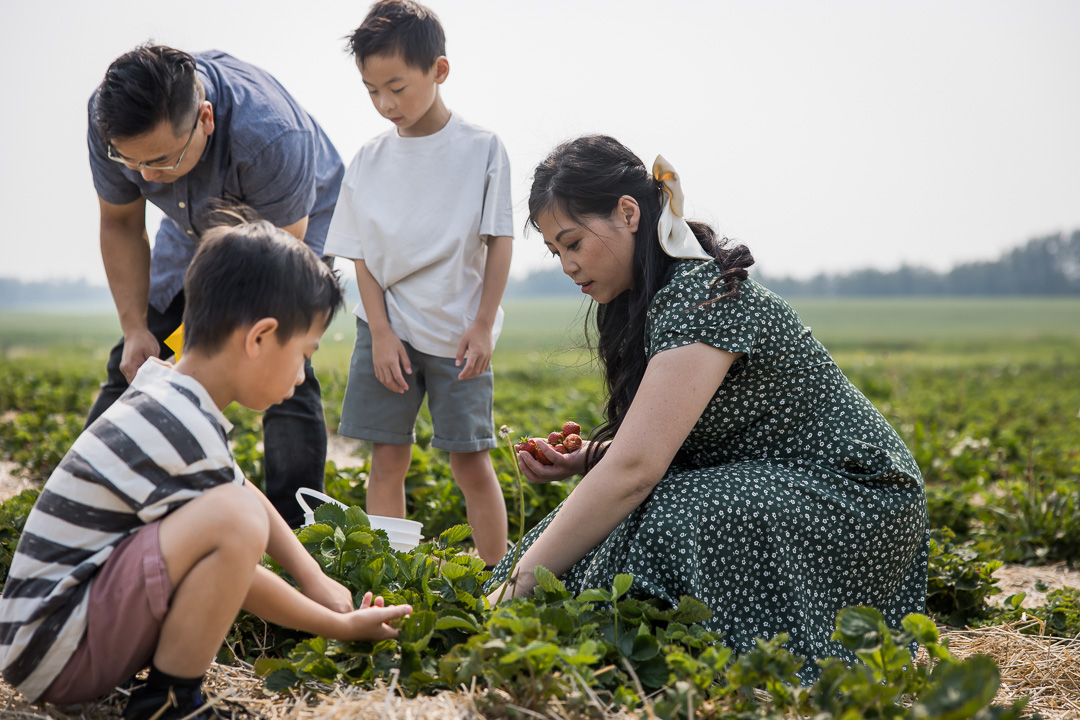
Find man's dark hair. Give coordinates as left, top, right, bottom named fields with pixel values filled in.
left=94, top=44, right=200, bottom=141
left=347, top=0, right=446, bottom=70
left=182, top=208, right=345, bottom=355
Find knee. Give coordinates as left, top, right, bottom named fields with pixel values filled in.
left=204, top=484, right=270, bottom=556
left=448, top=451, right=495, bottom=488
left=371, top=444, right=413, bottom=475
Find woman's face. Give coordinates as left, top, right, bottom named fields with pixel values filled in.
left=536, top=196, right=639, bottom=304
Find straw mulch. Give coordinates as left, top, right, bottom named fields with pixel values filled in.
left=2, top=619, right=1078, bottom=720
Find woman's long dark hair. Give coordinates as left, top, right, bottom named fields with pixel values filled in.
left=527, top=135, right=754, bottom=467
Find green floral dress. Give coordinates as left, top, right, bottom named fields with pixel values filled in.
left=489, top=260, right=928, bottom=681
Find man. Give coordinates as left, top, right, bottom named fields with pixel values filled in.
left=86, top=44, right=345, bottom=527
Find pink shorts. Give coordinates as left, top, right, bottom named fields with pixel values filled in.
left=42, top=522, right=173, bottom=704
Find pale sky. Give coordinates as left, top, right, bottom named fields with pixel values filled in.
left=1, top=0, right=1078, bottom=284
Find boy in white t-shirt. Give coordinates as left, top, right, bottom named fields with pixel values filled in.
left=325, top=0, right=512, bottom=566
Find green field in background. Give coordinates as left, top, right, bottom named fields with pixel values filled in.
left=2, top=296, right=1078, bottom=371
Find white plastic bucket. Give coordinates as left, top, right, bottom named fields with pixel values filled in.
left=295, top=489, right=423, bottom=551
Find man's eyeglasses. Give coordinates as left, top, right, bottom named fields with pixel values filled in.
left=107, top=115, right=200, bottom=172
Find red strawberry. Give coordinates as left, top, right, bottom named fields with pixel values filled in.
left=563, top=433, right=582, bottom=452
left=533, top=440, right=554, bottom=465
left=562, top=421, right=581, bottom=436
left=554, top=444, right=568, bottom=454
left=517, top=438, right=539, bottom=459
left=548, top=431, right=564, bottom=445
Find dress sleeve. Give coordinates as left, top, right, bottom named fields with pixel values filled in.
left=647, top=262, right=761, bottom=360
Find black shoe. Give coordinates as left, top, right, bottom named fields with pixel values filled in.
left=122, top=683, right=246, bottom=720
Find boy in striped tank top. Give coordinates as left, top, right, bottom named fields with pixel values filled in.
left=0, top=216, right=412, bottom=719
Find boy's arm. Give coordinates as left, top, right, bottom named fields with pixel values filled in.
left=243, top=568, right=411, bottom=641
left=243, top=480, right=353, bottom=613
left=354, top=259, right=412, bottom=393
left=456, top=235, right=512, bottom=380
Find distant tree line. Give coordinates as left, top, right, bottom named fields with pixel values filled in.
left=0, top=278, right=113, bottom=310
left=756, top=231, right=1080, bottom=297
left=505, top=230, right=1080, bottom=298
left=3, top=231, right=1078, bottom=307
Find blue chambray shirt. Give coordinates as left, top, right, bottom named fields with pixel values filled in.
left=87, top=50, right=345, bottom=313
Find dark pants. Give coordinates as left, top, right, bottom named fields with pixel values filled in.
left=84, top=292, right=326, bottom=528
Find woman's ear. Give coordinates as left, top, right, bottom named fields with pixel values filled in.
left=616, top=195, right=641, bottom=233
left=244, top=318, right=279, bottom=358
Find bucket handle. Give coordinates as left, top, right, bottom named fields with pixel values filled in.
left=295, top=488, right=347, bottom=515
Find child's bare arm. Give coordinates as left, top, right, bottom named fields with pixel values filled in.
left=457, top=235, right=512, bottom=379
left=243, top=567, right=411, bottom=641
left=243, top=480, right=353, bottom=613
left=354, top=259, right=412, bottom=392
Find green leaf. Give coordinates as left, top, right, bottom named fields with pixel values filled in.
left=440, top=562, right=469, bottom=580
left=902, top=613, right=939, bottom=645
left=399, top=610, right=437, bottom=649
left=914, top=654, right=999, bottom=720
left=630, top=632, right=660, bottom=661
left=434, top=615, right=478, bottom=632
left=577, top=588, right=612, bottom=603
left=344, top=505, right=370, bottom=530
left=263, top=667, right=301, bottom=692
left=533, top=566, right=567, bottom=595
left=833, top=606, right=885, bottom=652
left=669, top=596, right=713, bottom=625
left=296, top=523, right=334, bottom=544
left=437, top=524, right=473, bottom=548
left=612, top=573, right=633, bottom=599
left=314, top=502, right=347, bottom=529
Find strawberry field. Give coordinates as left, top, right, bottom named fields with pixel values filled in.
left=1, top=297, right=1079, bottom=718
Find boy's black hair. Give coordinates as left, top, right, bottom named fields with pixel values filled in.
left=182, top=207, right=345, bottom=355
left=94, top=44, right=201, bottom=141
left=347, top=0, right=446, bottom=70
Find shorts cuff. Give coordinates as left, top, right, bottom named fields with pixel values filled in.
left=338, top=423, right=415, bottom=446
left=432, top=437, right=499, bottom=453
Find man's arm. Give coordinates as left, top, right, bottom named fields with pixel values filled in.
left=99, top=196, right=157, bottom=382
left=279, top=216, right=309, bottom=242
left=456, top=235, right=513, bottom=379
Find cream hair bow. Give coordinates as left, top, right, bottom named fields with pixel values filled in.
left=653, top=155, right=712, bottom=261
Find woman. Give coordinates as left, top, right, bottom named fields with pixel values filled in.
left=487, top=135, right=928, bottom=680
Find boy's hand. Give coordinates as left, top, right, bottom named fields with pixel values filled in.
left=371, top=327, right=412, bottom=393
left=333, top=591, right=413, bottom=642
left=456, top=322, right=493, bottom=380
left=518, top=439, right=589, bottom=484
left=300, top=574, right=355, bottom=614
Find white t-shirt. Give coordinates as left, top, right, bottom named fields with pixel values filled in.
left=324, top=114, right=514, bottom=358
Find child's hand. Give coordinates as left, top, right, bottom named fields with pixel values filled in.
left=333, top=591, right=413, bottom=642
left=518, top=440, right=590, bottom=484
left=371, top=327, right=412, bottom=393
left=300, top=574, right=355, bottom=614
left=456, top=323, right=493, bottom=380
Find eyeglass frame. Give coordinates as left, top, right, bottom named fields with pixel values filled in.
left=106, top=112, right=201, bottom=172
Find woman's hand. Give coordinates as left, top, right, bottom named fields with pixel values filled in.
left=518, top=439, right=591, bottom=483
left=485, top=572, right=535, bottom=607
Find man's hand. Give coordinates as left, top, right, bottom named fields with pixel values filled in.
left=300, top=573, right=355, bottom=614
left=371, top=327, right=412, bottom=393
left=120, top=327, right=160, bottom=382
left=456, top=322, right=493, bottom=380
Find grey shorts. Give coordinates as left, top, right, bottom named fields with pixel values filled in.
left=338, top=319, right=497, bottom=453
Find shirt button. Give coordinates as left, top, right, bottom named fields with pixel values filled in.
left=186, top=230, right=194, bottom=236
left=178, top=201, right=186, bottom=208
